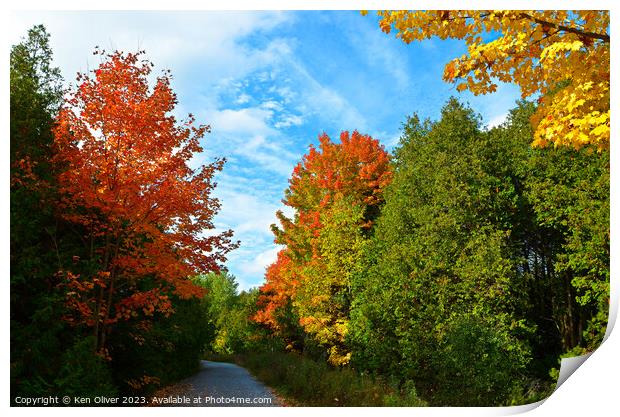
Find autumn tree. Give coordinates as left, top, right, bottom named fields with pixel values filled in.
left=255, top=131, right=391, bottom=365
left=52, top=50, right=238, bottom=354
left=254, top=249, right=305, bottom=350
left=367, top=10, right=610, bottom=150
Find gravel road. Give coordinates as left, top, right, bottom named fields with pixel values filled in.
left=156, top=360, right=280, bottom=407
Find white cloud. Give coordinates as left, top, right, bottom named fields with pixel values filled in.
left=268, top=85, right=296, bottom=104
left=368, top=129, right=402, bottom=150
left=210, top=179, right=295, bottom=290
left=237, top=246, right=281, bottom=285
left=343, top=16, right=411, bottom=89
left=486, top=112, right=509, bottom=130
left=465, top=81, right=521, bottom=131
left=207, top=107, right=276, bottom=136
left=235, top=137, right=296, bottom=177
left=219, top=197, right=278, bottom=236
left=235, top=93, right=251, bottom=104
left=261, top=100, right=283, bottom=111
left=288, top=59, right=368, bottom=132
left=9, top=11, right=293, bottom=93
left=212, top=179, right=293, bottom=246
left=275, top=114, right=304, bottom=129
left=199, top=100, right=300, bottom=177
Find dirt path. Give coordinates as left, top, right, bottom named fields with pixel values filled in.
left=152, top=360, right=280, bottom=407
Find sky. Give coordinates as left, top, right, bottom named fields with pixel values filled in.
left=10, top=10, right=522, bottom=290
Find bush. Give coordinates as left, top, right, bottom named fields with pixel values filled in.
left=109, top=296, right=211, bottom=394
left=430, top=316, right=530, bottom=406
left=54, top=337, right=117, bottom=398
left=234, top=351, right=426, bottom=406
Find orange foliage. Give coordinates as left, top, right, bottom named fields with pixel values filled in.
left=255, top=131, right=391, bottom=342
left=287, top=131, right=392, bottom=212
left=253, top=249, right=298, bottom=331
left=53, top=50, right=238, bottom=351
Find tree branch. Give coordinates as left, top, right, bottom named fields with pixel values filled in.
left=519, top=12, right=609, bottom=43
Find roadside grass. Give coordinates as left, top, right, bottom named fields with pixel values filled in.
left=205, top=351, right=426, bottom=407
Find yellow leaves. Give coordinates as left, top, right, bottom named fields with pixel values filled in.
left=570, top=40, right=585, bottom=51
left=334, top=319, right=349, bottom=337
left=328, top=347, right=351, bottom=366
left=591, top=122, right=609, bottom=138
left=482, top=47, right=497, bottom=63
left=540, top=40, right=584, bottom=62
left=570, top=99, right=586, bottom=112
left=533, top=99, right=610, bottom=151
left=368, top=9, right=610, bottom=150
left=589, top=111, right=609, bottom=127
left=310, top=294, right=329, bottom=306
left=531, top=27, right=544, bottom=42
left=537, top=78, right=610, bottom=151
left=566, top=93, right=586, bottom=113
left=298, top=314, right=351, bottom=365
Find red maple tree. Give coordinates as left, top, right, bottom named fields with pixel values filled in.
left=53, top=50, right=238, bottom=352
left=255, top=131, right=391, bottom=341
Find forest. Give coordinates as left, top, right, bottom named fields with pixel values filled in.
left=10, top=10, right=609, bottom=407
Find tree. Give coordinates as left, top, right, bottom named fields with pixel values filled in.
left=196, top=272, right=271, bottom=355
left=10, top=25, right=72, bottom=397
left=52, top=50, right=238, bottom=354
left=199, top=271, right=238, bottom=354
left=525, top=131, right=610, bottom=352
left=367, top=10, right=610, bottom=150
left=293, top=198, right=366, bottom=365
left=255, top=131, right=391, bottom=365
left=348, top=99, right=532, bottom=405
left=109, top=293, right=212, bottom=393
left=253, top=249, right=304, bottom=348
left=10, top=24, right=63, bottom=302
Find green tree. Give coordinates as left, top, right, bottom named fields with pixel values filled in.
left=199, top=272, right=268, bottom=354
left=10, top=24, right=76, bottom=397
left=293, top=198, right=366, bottom=364
left=489, top=102, right=609, bottom=360
left=525, top=128, right=610, bottom=353
left=349, top=99, right=533, bottom=405
left=108, top=294, right=212, bottom=393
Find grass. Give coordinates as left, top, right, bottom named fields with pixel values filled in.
left=205, top=351, right=427, bottom=407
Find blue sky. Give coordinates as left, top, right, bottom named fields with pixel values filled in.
left=10, top=11, right=522, bottom=290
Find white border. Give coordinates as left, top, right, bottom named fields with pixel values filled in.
left=2, top=1, right=617, bottom=416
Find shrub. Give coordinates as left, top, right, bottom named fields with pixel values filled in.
left=235, top=351, right=426, bottom=406
left=54, top=337, right=117, bottom=398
